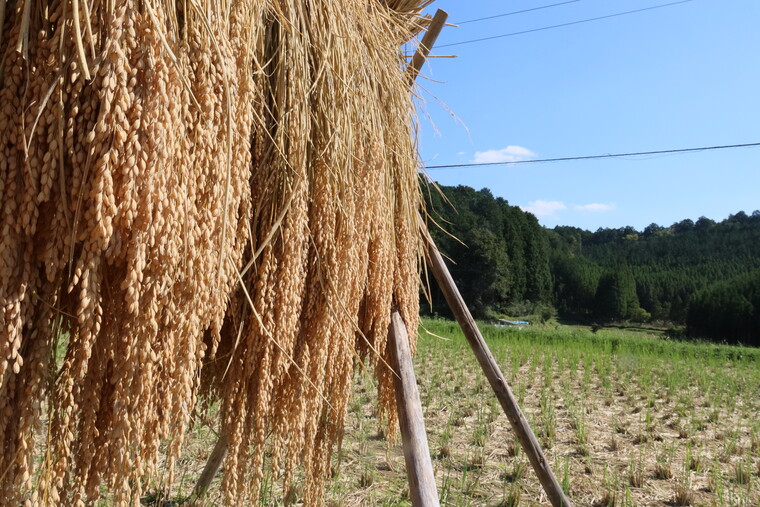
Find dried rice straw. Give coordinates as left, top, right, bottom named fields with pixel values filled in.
left=0, top=0, right=429, bottom=504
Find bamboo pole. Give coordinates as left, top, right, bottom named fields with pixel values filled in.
left=423, top=232, right=572, bottom=507
left=388, top=311, right=439, bottom=506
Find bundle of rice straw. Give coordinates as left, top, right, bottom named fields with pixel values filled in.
left=0, top=0, right=430, bottom=504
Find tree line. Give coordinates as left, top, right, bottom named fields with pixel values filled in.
left=424, top=184, right=760, bottom=346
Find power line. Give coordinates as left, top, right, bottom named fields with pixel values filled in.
left=455, top=1, right=581, bottom=25
left=425, top=142, right=760, bottom=170
left=438, top=0, right=694, bottom=49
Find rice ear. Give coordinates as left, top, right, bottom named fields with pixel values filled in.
left=0, top=0, right=430, bottom=503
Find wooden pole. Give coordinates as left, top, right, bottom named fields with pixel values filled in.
left=406, top=11, right=570, bottom=504
left=388, top=311, right=440, bottom=506
left=189, top=433, right=228, bottom=505
left=379, top=13, right=452, bottom=505
left=423, top=232, right=572, bottom=507
left=408, top=9, right=449, bottom=84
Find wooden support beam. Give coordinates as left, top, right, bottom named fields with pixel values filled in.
left=408, top=9, right=449, bottom=84
left=406, top=11, right=569, bottom=503
left=423, top=232, right=572, bottom=507
left=388, top=310, right=440, bottom=506
left=189, top=433, right=228, bottom=505
left=383, top=12, right=451, bottom=505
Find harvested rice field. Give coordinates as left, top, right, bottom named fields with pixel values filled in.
left=168, top=319, right=759, bottom=506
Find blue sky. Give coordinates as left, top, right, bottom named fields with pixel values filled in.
left=416, top=0, right=760, bottom=231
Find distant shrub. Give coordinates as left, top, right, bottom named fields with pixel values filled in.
left=630, top=307, right=651, bottom=323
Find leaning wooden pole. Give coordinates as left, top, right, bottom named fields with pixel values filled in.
left=382, top=12, right=451, bottom=506
left=424, top=232, right=572, bottom=507
left=408, top=10, right=571, bottom=506
left=388, top=311, right=440, bottom=506
left=408, top=8, right=449, bottom=84
left=189, top=434, right=229, bottom=504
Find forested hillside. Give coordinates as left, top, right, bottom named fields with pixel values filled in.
left=424, top=184, right=760, bottom=345
left=424, top=185, right=552, bottom=319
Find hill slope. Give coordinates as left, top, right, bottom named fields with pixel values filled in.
left=425, top=183, right=760, bottom=344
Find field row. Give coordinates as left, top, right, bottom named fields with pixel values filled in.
left=329, top=322, right=759, bottom=506
left=163, top=321, right=759, bottom=506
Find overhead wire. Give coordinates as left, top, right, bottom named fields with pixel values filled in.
left=438, top=0, right=694, bottom=49
left=425, top=142, right=760, bottom=170
left=455, top=0, right=582, bottom=25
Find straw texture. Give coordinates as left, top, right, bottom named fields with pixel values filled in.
left=0, top=0, right=428, bottom=504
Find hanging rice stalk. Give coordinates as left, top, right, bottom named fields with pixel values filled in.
left=0, top=0, right=430, bottom=504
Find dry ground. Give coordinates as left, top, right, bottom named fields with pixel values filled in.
left=151, top=321, right=759, bottom=506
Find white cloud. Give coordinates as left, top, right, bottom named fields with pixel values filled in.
left=457, top=151, right=466, bottom=156
left=521, top=200, right=567, bottom=217
left=472, top=145, right=536, bottom=164
left=574, top=203, right=615, bottom=212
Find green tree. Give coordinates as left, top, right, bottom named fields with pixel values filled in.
left=456, top=227, right=511, bottom=317
left=687, top=269, right=760, bottom=346
left=594, top=264, right=640, bottom=321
